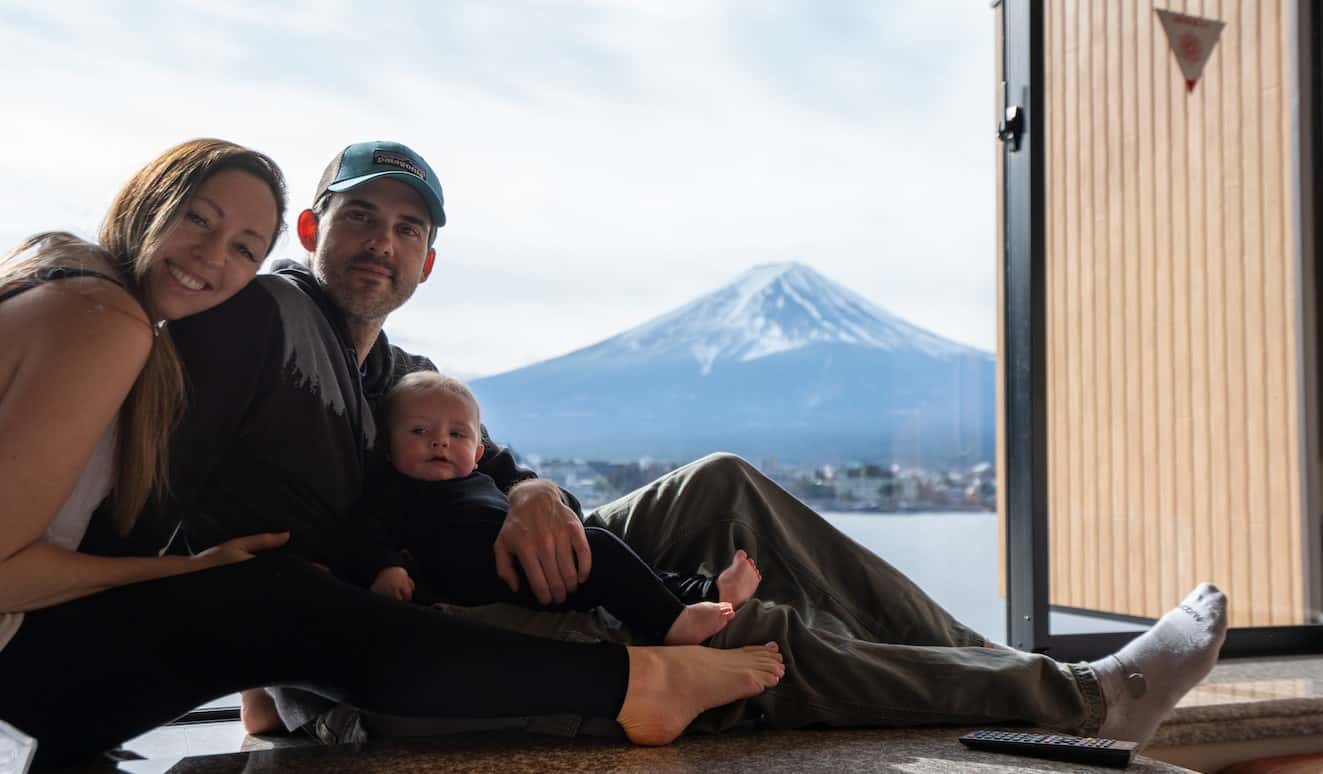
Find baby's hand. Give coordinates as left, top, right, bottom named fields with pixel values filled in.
left=371, top=566, right=415, bottom=601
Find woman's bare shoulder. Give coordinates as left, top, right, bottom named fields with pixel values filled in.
left=1, top=276, right=153, bottom=367
left=10, top=275, right=150, bottom=336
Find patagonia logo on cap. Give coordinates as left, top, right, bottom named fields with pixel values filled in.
left=373, top=151, right=427, bottom=181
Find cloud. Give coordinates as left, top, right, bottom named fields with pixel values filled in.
left=0, top=0, right=996, bottom=375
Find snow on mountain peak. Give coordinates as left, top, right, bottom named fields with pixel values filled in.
left=602, top=261, right=980, bottom=375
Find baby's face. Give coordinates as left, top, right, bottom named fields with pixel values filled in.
left=388, top=390, right=485, bottom=481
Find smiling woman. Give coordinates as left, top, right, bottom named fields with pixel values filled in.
left=0, top=139, right=297, bottom=766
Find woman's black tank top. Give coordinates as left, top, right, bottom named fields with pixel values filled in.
left=0, top=266, right=124, bottom=304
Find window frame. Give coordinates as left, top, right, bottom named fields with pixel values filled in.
left=1000, top=0, right=1323, bottom=661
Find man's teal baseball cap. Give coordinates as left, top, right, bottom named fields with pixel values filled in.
left=314, top=141, right=446, bottom=228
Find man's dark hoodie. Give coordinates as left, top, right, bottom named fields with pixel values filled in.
left=85, top=260, right=561, bottom=567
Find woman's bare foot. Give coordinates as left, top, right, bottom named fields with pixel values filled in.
left=664, top=601, right=735, bottom=645
left=617, top=642, right=784, bottom=746
left=716, top=549, right=761, bottom=608
left=240, top=688, right=282, bottom=735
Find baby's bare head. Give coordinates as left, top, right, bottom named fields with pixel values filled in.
left=386, top=372, right=484, bottom=481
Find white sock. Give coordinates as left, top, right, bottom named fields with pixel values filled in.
left=1092, top=582, right=1227, bottom=746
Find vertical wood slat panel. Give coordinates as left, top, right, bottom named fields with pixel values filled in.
left=1202, top=0, right=1230, bottom=631
left=1091, top=0, right=1110, bottom=611
left=1048, top=0, right=1068, bottom=607
left=1102, top=0, right=1118, bottom=608
left=1078, top=0, right=1100, bottom=610
left=1121, top=0, right=1148, bottom=615
left=1187, top=0, right=1212, bottom=593
left=1203, top=0, right=1232, bottom=618
left=1283, top=0, right=1301, bottom=623
left=1063, top=0, right=1079, bottom=605
left=1169, top=0, right=1196, bottom=608
left=1137, top=0, right=1162, bottom=618
left=1242, top=0, right=1269, bottom=626
left=1107, top=0, right=1131, bottom=610
left=1154, top=0, right=1178, bottom=615
left=1058, top=0, right=1079, bottom=603
left=1041, top=0, right=1303, bottom=626
left=1263, top=0, right=1300, bottom=623
left=1095, top=0, right=1111, bottom=611
left=1223, top=0, right=1251, bottom=624
left=1259, top=0, right=1280, bottom=624
left=1281, top=0, right=1303, bottom=623
left=1263, top=0, right=1293, bottom=624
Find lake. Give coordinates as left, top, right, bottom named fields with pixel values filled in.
left=823, top=511, right=1147, bottom=644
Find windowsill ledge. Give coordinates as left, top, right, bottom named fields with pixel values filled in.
left=1145, top=655, right=1323, bottom=772
left=1151, top=655, right=1323, bottom=748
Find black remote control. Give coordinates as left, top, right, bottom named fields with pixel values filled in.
left=958, top=729, right=1138, bottom=768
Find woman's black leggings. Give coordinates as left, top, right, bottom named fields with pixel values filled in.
left=0, top=554, right=629, bottom=770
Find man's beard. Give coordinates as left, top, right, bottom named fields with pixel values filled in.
left=317, top=253, right=417, bottom=323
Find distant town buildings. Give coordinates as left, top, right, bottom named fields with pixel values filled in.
left=523, top=454, right=997, bottom=513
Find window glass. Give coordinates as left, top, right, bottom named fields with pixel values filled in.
left=1040, top=1, right=1320, bottom=638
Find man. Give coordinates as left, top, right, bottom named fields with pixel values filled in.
left=153, top=140, right=1226, bottom=748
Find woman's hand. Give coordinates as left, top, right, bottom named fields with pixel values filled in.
left=0, top=530, right=288, bottom=613
left=193, top=532, right=290, bottom=569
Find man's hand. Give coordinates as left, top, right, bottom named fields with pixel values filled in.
left=494, top=479, right=591, bottom=605
left=370, top=566, right=415, bottom=601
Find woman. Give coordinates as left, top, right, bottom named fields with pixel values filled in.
left=0, top=139, right=783, bottom=770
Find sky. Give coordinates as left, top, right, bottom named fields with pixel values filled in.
left=0, top=0, right=996, bottom=378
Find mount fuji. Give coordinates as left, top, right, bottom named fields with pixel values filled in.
left=470, top=262, right=994, bottom=467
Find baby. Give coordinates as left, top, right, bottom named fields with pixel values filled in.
left=362, top=371, right=762, bottom=645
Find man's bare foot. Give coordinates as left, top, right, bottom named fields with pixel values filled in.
left=240, top=688, right=282, bottom=735
left=617, top=642, right=784, bottom=746
left=664, top=601, right=735, bottom=645
left=716, top=549, right=761, bottom=608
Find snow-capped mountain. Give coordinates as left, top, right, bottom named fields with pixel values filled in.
left=472, top=262, right=994, bottom=466
left=605, top=262, right=977, bottom=375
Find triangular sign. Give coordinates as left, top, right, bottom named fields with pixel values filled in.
left=1156, top=9, right=1226, bottom=93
